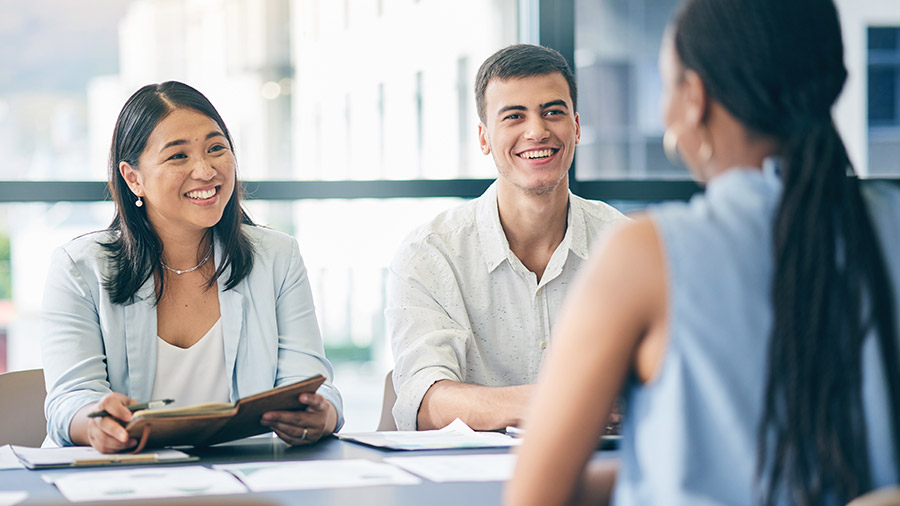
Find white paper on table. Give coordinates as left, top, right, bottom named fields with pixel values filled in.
left=0, top=492, right=27, bottom=506
left=336, top=418, right=521, bottom=450
left=45, top=465, right=247, bottom=502
left=0, top=446, right=24, bottom=470
left=384, top=453, right=517, bottom=482
left=11, top=445, right=196, bottom=469
left=214, top=459, right=421, bottom=491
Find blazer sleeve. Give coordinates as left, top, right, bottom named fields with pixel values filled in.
left=40, top=246, right=111, bottom=446
left=273, top=236, right=345, bottom=431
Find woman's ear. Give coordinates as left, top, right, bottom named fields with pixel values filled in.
left=119, top=161, right=143, bottom=197
left=681, top=69, right=709, bottom=128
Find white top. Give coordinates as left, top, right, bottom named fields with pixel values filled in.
left=150, top=317, right=230, bottom=408
left=387, top=181, right=627, bottom=430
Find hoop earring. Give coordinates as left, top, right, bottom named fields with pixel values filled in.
left=135, top=196, right=143, bottom=208
left=663, top=128, right=681, bottom=165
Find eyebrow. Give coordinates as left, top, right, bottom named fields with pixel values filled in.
left=159, top=131, right=225, bottom=153
left=496, top=100, right=570, bottom=117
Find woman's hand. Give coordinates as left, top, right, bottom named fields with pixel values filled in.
left=260, top=393, right=337, bottom=446
left=71, top=393, right=138, bottom=453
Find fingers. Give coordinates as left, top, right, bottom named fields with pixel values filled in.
left=96, top=392, right=137, bottom=423
left=300, top=393, right=329, bottom=412
left=261, top=410, right=326, bottom=445
left=261, top=395, right=336, bottom=446
left=88, top=393, right=138, bottom=453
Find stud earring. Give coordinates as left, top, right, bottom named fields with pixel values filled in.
left=135, top=196, right=143, bottom=208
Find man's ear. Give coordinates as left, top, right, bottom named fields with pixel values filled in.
left=682, top=69, right=709, bottom=128
left=119, top=161, right=143, bottom=197
left=477, top=123, right=491, bottom=155
left=574, top=112, right=581, bottom=146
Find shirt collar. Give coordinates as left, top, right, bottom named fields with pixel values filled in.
left=476, top=181, right=590, bottom=272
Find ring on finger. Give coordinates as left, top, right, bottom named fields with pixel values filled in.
left=301, top=428, right=308, bottom=441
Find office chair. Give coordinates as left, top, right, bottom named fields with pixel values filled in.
left=847, top=486, right=900, bottom=506
left=377, top=370, right=397, bottom=431
left=0, top=368, right=47, bottom=446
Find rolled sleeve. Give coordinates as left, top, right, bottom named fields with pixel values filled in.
left=40, top=247, right=110, bottom=446
left=386, top=239, right=472, bottom=431
left=274, top=236, right=344, bottom=431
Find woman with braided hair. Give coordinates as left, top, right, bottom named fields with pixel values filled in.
left=506, top=0, right=900, bottom=504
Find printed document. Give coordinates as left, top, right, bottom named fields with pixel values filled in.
left=384, top=453, right=517, bottom=482
left=45, top=465, right=246, bottom=502
left=214, top=459, right=421, bottom=491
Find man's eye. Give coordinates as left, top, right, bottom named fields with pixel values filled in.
left=545, top=110, right=563, bottom=116
left=504, top=114, right=522, bottom=120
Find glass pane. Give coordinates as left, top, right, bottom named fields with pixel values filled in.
left=869, top=27, right=899, bottom=51
left=574, top=0, right=682, bottom=179
left=1, top=0, right=518, bottom=182
left=868, top=67, right=897, bottom=124
left=1, top=197, right=463, bottom=430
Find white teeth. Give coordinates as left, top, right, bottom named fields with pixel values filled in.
left=187, top=188, right=216, bottom=199
left=519, top=149, right=554, bottom=159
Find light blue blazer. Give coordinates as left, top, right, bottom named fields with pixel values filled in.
left=40, top=225, right=343, bottom=446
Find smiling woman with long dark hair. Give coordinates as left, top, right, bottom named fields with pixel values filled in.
left=41, top=81, right=343, bottom=452
left=506, top=0, right=900, bottom=504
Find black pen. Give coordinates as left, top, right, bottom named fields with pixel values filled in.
left=87, top=399, right=174, bottom=418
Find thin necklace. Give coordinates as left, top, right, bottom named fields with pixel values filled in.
left=161, top=246, right=213, bottom=275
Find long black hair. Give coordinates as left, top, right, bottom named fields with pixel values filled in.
left=672, top=0, right=900, bottom=504
left=104, top=81, right=255, bottom=304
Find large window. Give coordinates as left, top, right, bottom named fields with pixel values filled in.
left=869, top=26, right=900, bottom=175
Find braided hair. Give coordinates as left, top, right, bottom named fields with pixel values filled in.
left=672, top=0, right=900, bottom=504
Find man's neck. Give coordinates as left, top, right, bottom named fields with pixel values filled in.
left=496, top=181, right=569, bottom=281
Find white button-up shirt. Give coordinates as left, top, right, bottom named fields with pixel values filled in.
left=387, top=182, right=626, bottom=430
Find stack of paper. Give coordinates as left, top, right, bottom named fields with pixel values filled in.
left=10, top=446, right=196, bottom=469
left=337, top=418, right=521, bottom=450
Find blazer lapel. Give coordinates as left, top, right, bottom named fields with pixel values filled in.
left=123, top=275, right=158, bottom=402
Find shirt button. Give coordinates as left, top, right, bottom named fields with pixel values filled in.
left=540, top=341, right=547, bottom=349
left=536, top=288, right=542, bottom=296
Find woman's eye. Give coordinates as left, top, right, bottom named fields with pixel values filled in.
left=209, top=144, right=227, bottom=153
left=167, top=153, right=187, bottom=161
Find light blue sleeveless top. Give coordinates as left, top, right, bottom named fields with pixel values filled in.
left=612, top=160, right=900, bottom=506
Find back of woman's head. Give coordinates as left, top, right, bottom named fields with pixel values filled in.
left=105, top=81, right=254, bottom=304
left=673, top=1, right=900, bottom=505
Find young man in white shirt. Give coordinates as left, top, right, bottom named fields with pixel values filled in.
left=387, top=44, right=626, bottom=431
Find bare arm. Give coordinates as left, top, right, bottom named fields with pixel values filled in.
left=417, top=380, right=534, bottom=431
left=505, top=218, right=668, bottom=506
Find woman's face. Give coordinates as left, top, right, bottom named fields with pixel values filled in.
left=120, top=107, right=235, bottom=238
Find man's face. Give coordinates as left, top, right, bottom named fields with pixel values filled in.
left=478, top=73, right=580, bottom=196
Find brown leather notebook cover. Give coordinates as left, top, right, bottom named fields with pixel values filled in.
left=124, top=374, right=326, bottom=450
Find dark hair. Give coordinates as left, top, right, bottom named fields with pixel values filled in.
left=104, top=81, right=255, bottom=304
left=474, top=43, right=577, bottom=124
left=673, top=0, right=900, bottom=504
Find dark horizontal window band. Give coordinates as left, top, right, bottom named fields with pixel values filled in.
left=1, top=178, right=897, bottom=204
